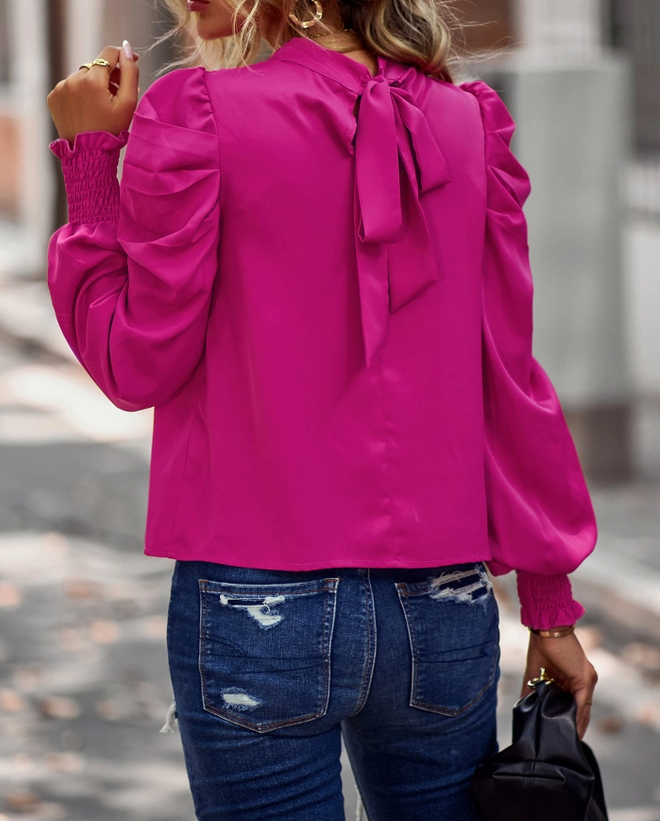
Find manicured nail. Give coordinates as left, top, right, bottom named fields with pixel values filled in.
left=122, top=39, right=133, bottom=59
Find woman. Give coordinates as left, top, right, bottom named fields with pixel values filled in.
left=46, top=0, right=599, bottom=818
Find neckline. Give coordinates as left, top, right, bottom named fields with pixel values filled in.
left=268, top=36, right=410, bottom=90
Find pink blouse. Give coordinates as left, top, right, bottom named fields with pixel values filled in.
left=47, top=36, right=598, bottom=630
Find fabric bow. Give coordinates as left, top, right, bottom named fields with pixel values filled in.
left=353, top=72, right=451, bottom=367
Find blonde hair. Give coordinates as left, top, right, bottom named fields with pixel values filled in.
left=153, top=0, right=468, bottom=82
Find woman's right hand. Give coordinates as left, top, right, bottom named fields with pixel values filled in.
left=47, top=43, right=139, bottom=145
left=520, top=628, right=598, bottom=740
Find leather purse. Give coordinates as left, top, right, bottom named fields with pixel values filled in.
left=470, top=667, right=609, bottom=821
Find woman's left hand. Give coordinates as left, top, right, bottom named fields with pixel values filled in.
left=521, top=629, right=598, bottom=740
left=47, top=43, right=140, bottom=145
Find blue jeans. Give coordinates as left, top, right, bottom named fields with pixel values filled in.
left=165, top=559, right=501, bottom=821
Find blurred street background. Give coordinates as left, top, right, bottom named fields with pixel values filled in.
left=1, top=0, right=660, bottom=818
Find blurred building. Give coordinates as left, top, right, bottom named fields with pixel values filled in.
left=458, top=0, right=660, bottom=482
left=606, top=0, right=660, bottom=451
left=0, top=0, right=174, bottom=268
left=457, top=0, right=659, bottom=228
left=469, top=0, right=634, bottom=482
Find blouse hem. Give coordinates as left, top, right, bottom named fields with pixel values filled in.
left=143, top=546, right=494, bottom=570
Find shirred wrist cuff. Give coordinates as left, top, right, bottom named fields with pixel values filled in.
left=50, top=130, right=130, bottom=225
left=516, top=570, right=586, bottom=631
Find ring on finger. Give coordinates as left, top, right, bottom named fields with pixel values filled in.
left=78, top=58, right=113, bottom=74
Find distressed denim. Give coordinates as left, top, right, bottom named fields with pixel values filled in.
left=165, top=559, right=501, bottom=821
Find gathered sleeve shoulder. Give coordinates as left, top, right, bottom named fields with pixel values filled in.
left=47, top=66, right=220, bottom=411
left=460, top=80, right=598, bottom=630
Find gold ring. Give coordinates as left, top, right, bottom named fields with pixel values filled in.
left=78, top=58, right=113, bottom=73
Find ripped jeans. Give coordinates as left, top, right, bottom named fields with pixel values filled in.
left=164, top=559, right=501, bottom=821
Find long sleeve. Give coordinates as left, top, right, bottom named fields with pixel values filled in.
left=460, top=80, right=598, bottom=630
left=47, top=66, right=220, bottom=412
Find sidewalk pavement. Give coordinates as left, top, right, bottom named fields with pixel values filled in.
left=1, top=263, right=660, bottom=647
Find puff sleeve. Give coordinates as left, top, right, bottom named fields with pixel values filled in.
left=460, top=80, right=598, bottom=630
left=47, top=66, right=220, bottom=412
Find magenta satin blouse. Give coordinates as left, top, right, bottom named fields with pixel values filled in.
left=47, top=36, right=598, bottom=629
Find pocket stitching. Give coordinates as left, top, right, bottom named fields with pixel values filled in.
left=198, top=578, right=339, bottom=733
left=199, top=579, right=341, bottom=596
left=396, top=583, right=499, bottom=717
left=409, top=641, right=499, bottom=716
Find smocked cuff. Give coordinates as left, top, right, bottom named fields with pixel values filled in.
left=516, top=570, right=586, bottom=631
left=50, top=130, right=130, bottom=225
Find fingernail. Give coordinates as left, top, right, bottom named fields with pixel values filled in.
left=122, top=39, right=133, bottom=59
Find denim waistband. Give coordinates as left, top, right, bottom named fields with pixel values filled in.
left=173, top=559, right=489, bottom=586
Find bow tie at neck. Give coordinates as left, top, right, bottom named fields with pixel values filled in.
left=269, top=40, right=452, bottom=367
left=353, top=71, right=451, bottom=366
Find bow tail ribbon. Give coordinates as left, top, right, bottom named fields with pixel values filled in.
left=353, top=174, right=390, bottom=368
left=354, top=80, right=451, bottom=368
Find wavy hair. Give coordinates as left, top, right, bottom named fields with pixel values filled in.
left=153, top=0, right=470, bottom=82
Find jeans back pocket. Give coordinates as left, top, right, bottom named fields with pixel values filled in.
left=395, top=562, right=500, bottom=716
left=198, top=577, right=340, bottom=733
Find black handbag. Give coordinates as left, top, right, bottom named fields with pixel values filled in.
left=470, top=667, right=609, bottom=821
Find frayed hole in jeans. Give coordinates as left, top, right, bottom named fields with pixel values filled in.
left=427, top=564, right=493, bottom=604
left=159, top=697, right=179, bottom=734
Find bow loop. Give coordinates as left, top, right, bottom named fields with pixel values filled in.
left=389, top=86, right=452, bottom=193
